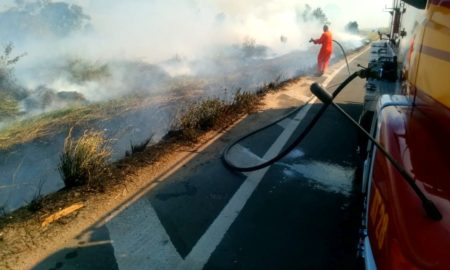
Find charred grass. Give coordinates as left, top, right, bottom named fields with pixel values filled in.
left=0, top=96, right=148, bottom=150
left=0, top=78, right=287, bottom=219
left=0, top=77, right=294, bottom=268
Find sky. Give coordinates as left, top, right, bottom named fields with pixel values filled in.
left=206, top=0, right=392, bottom=28
left=0, top=0, right=392, bottom=29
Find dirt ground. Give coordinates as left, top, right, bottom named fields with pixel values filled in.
left=0, top=72, right=322, bottom=270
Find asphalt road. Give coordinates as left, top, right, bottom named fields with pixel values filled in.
left=34, top=48, right=370, bottom=270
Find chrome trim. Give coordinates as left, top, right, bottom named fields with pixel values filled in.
left=362, top=159, right=371, bottom=193
left=377, top=95, right=412, bottom=115
left=364, top=237, right=377, bottom=270
left=360, top=95, right=411, bottom=270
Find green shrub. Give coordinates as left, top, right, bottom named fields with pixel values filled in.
left=59, top=129, right=112, bottom=189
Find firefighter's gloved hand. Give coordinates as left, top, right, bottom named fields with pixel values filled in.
left=309, top=38, right=314, bottom=43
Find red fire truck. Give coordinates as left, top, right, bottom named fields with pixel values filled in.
left=358, top=0, right=450, bottom=269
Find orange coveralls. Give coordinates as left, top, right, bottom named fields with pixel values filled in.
left=313, top=31, right=333, bottom=74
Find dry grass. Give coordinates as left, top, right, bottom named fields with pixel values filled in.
left=0, top=93, right=19, bottom=120
left=59, top=129, right=112, bottom=189
left=0, top=73, right=265, bottom=151
left=0, top=97, right=147, bottom=150
left=0, top=76, right=290, bottom=269
left=173, top=89, right=262, bottom=141
left=182, top=99, right=226, bottom=130
left=360, top=28, right=389, bottom=42
left=178, top=99, right=226, bottom=140
left=230, top=89, right=261, bottom=114
left=365, top=31, right=380, bottom=42
left=66, top=58, right=110, bottom=83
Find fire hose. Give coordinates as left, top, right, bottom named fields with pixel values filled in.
left=221, top=70, right=359, bottom=172
left=221, top=66, right=442, bottom=221
left=333, top=40, right=351, bottom=75
left=221, top=39, right=352, bottom=172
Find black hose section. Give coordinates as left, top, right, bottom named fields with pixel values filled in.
left=329, top=102, right=442, bottom=220
left=222, top=71, right=360, bottom=172
left=223, top=95, right=314, bottom=155
left=327, top=80, right=347, bottom=90
left=333, top=40, right=351, bottom=75
left=221, top=97, right=313, bottom=169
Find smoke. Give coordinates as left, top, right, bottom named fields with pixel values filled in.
left=0, top=0, right=365, bottom=118
left=0, top=0, right=369, bottom=214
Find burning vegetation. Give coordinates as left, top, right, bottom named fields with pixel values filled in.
left=0, top=2, right=374, bottom=267
left=0, top=0, right=366, bottom=216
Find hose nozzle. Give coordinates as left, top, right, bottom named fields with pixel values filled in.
left=311, top=83, right=332, bottom=104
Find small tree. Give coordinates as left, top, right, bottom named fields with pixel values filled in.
left=312, top=8, right=330, bottom=25
left=297, top=5, right=330, bottom=25
left=0, top=1, right=91, bottom=40
left=0, top=43, right=24, bottom=87
left=0, top=43, right=26, bottom=120
left=345, top=21, right=359, bottom=34
left=301, top=4, right=312, bottom=22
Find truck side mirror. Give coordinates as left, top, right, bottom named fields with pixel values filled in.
left=400, top=29, right=407, bottom=38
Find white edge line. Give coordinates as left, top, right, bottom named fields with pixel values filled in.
left=98, top=45, right=370, bottom=227
left=180, top=45, right=370, bottom=270
left=323, top=46, right=370, bottom=87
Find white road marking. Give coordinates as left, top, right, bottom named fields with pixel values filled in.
left=323, top=46, right=370, bottom=87
left=100, top=46, right=370, bottom=270
left=179, top=46, right=370, bottom=270
left=179, top=99, right=315, bottom=270
left=224, top=144, right=265, bottom=171
left=107, top=199, right=183, bottom=269
left=276, top=118, right=292, bottom=129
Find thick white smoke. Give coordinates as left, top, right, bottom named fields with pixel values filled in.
left=0, top=0, right=371, bottom=214
left=3, top=0, right=365, bottom=106
left=8, top=2, right=364, bottom=105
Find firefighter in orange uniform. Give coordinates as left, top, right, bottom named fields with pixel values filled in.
left=310, top=25, right=333, bottom=76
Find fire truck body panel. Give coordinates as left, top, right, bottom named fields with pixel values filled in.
left=367, top=104, right=450, bottom=269
left=362, top=0, right=450, bottom=269
left=406, top=0, right=450, bottom=107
